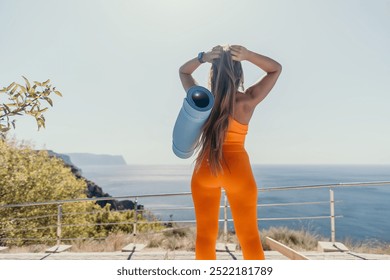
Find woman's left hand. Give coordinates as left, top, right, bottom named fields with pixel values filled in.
left=230, top=45, right=250, bottom=61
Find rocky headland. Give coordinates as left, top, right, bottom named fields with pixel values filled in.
left=47, top=151, right=141, bottom=211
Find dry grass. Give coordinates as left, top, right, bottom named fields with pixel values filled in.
left=260, top=226, right=320, bottom=251
left=343, top=238, right=390, bottom=255
left=5, top=244, right=47, bottom=253
left=4, top=226, right=389, bottom=254
left=69, top=234, right=134, bottom=252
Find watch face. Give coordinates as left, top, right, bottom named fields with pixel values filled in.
left=198, top=52, right=204, bottom=63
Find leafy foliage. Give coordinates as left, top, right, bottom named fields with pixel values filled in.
left=0, top=140, right=163, bottom=246
left=0, top=76, right=62, bottom=138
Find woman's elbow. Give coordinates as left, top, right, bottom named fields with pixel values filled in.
left=275, top=62, right=282, bottom=73
left=269, top=63, right=282, bottom=76
left=179, top=65, right=189, bottom=75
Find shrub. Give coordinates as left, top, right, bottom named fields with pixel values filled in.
left=0, top=140, right=162, bottom=246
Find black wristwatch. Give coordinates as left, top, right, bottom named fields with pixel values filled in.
left=197, top=52, right=205, bottom=63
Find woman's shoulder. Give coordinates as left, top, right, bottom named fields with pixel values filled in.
left=235, top=90, right=256, bottom=108
left=233, top=91, right=256, bottom=124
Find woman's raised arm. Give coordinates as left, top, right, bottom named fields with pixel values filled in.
left=230, top=45, right=282, bottom=106
left=179, top=46, right=222, bottom=92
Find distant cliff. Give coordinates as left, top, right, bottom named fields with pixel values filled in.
left=47, top=150, right=74, bottom=166
left=66, top=153, right=127, bottom=166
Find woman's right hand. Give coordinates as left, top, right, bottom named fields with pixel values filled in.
left=230, top=45, right=250, bottom=61
left=203, top=45, right=223, bottom=63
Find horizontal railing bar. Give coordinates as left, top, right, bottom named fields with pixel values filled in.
left=0, top=201, right=339, bottom=223
left=1, top=181, right=389, bottom=209
left=60, top=208, right=137, bottom=217
left=258, top=215, right=343, bottom=221
left=0, top=214, right=58, bottom=223
left=1, top=223, right=125, bottom=233
left=51, top=237, right=107, bottom=241
left=0, top=237, right=106, bottom=241
left=148, top=201, right=336, bottom=211
left=2, top=214, right=344, bottom=233
left=1, top=209, right=143, bottom=224
left=0, top=237, right=56, bottom=241
left=74, top=216, right=343, bottom=225
left=139, top=220, right=195, bottom=224
left=258, top=201, right=340, bottom=207
left=146, top=206, right=194, bottom=211
left=2, top=200, right=344, bottom=224
left=1, top=215, right=344, bottom=240
left=259, top=181, right=390, bottom=192
left=1, top=225, right=58, bottom=233
left=0, top=225, right=200, bottom=242
left=211, top=216, right=343, bottom=222
left=0, top=193, right=192, bottom=209
left=149, top=216, right=344, bottom=224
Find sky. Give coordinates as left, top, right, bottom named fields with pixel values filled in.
left=1, top=0, right=389, bottom=165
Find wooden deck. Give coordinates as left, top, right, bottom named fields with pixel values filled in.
left=1, top=249, right=389, bottom=260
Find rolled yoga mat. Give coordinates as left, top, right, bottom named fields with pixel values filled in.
left=172, top=86, right=214, bottom=158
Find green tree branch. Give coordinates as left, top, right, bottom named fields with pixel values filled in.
left=0, top=76, right=62, bottom=138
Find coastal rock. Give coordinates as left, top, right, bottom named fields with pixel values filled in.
left=46, top=151, right=140, bottom=211
left=84, top=178, right=142, bottom=211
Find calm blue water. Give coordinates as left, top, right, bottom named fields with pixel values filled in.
left=80, top=164, right=390, bottom=242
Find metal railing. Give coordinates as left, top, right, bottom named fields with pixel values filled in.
left=1, top=181, right=389, bottom=246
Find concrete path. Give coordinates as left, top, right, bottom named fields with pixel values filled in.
left=1, top=249, right=389, bottom=260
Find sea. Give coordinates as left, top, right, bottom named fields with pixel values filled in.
left=79, top=164, right=390, bottom=242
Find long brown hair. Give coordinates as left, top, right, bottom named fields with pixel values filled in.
left=195, top=48, right=244, bottom=175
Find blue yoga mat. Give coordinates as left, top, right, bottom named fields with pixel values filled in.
left=172, top=86, right=214, bottom=159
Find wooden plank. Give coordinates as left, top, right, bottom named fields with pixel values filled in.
left=266, top=237, right=309, bottom=260
left=45, top=245, right=72, bottom=253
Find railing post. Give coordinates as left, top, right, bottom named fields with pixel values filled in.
left=56, top=204, right=62, bottom=246
left=330, top=189, right=336, bottom=243
left=223, top=192, right=228, bottom=245
left=133, top=197, right=138, bottom=237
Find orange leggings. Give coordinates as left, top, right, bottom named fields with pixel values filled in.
left=191, top=145, right=265, bottom=260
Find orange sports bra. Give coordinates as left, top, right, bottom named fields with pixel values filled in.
left=224, top=117, right=248, bottom=146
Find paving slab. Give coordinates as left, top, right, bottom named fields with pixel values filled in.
left=45, top=245, right=72, bottom=253
left=216, top=243, right=237, bottom=252
left=317, top=241, right=349, bottom=252
left=122, top=243, right=146, bottom=252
